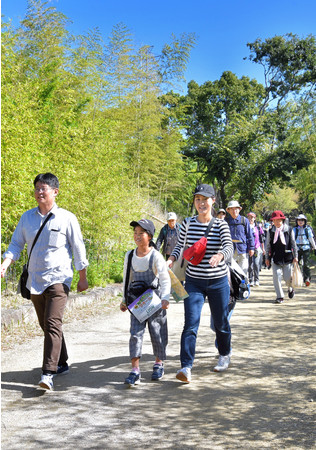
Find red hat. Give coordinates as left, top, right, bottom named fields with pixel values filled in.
left=247, top=212, right=256, bottom=218
left=270, top=210, right=286, bottom=220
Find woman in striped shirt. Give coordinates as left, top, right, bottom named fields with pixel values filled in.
left=167, top=184, right=233, bottom=382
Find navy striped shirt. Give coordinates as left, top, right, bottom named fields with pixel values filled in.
left=171, top=216, right=233, bottom=280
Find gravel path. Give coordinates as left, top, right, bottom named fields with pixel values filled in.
left=1, top=269, right=315, bottom=449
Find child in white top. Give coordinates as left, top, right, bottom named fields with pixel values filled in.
left=120, top=219, right=170, bottom=386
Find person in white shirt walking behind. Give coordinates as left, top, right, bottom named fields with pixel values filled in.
left=1, top=173, right=89, bottom=390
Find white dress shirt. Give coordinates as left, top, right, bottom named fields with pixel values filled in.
left=3, top=203, right=88, bottom=294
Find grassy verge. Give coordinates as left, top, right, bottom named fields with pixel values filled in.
left=1, top=294, right=121, bottom=351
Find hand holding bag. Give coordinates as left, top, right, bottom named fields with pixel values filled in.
left=18, top=213, right=53, bottom=299
left=172, top=218, right=191, bottom=281
left=292, top=261, right=303, bottom=287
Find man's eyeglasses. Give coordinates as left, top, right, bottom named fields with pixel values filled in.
left=34, top=187, right=52, bottom=193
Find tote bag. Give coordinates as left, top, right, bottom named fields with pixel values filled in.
left=292, top=261, right=303, bottom=287
left=172, top=218, right=191, bottom=281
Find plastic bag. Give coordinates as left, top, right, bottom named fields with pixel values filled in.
left=292, top=261, right=303, bottom=287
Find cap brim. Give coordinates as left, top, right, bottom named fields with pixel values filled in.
left=193, top=192, right=214, bottom=198
left=130, top=221, right=139, bottom=228
left=226, top=206, right=242, bottom=212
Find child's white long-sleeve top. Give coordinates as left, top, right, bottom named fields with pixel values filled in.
left=122, top=248, right=171, bottom=303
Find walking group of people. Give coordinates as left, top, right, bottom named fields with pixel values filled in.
left=2, top=175, right=315, bottom=390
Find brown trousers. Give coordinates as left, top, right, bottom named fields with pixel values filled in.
left=31, top=283, right=69, bottom=372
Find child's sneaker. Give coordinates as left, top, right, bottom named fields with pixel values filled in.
left=124, top=371, right=140, bottom=387
left=38, top=374, right=54, bottom=390
left=151, top=364, right=164, bottom=381
left=176, top=367, right=191, bottom=383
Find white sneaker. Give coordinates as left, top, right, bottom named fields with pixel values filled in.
left=176, top=367, right=191, bottom=383
left=255, top=281, right=260, bottom=286
left=39, top=374, right=54, bottom=390
left=213, top=355, right=231, bottom=372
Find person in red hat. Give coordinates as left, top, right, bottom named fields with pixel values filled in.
left=265, top=210, right=298, bottom=304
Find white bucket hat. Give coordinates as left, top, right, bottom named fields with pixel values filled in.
left=226, top=200, right=242, bottom=211
left=167, top=212, right=177, bottom=221
left=296, top=214, right=307, bottom=221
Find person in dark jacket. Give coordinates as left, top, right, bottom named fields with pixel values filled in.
left=265, top=210, right=298, bottom=304
left=225, top=201, right=255, bottom=275
left=156, top=212, right=180, bottom=260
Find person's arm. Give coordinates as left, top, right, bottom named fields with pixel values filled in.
left=245, top=220, right=255, bottom=256
left=290, top=228, right=298, bottom=263
left=167, top=218, right=189, bottom=268
left=214, top=220, right=233, bottom=264
left=77, top=268, right=88, bottom=292
left=155, top=226, right=165, bottom=252
left=308, top=228, right=316, bottom=250
left=154, top=251, right=171, bottom=309
left=66, top=213, right=89, bottom=291
left=120, top=251, right=130, bottom=311
left=1, top=257, right=13, bottom=278
left=265, top=230, right=271, bottom=267
left=1, top=214, right=27, bottom=277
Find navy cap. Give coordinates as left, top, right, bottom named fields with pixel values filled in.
left=130, top=218, right=155, bottom=237
left=193, top=184, right=215, bottom=198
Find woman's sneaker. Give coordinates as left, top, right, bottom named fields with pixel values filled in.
left=176, top=367, right=191, bottom=383
left=151, top=364, right=164, bottom=381
left=213, top=355, right=231, bottom=372
left=124, top=372, right=140, bottom=387
left=38, top=374, right=54, bottom=390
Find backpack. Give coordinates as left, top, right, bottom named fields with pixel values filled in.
left=124, top=250, right=160, bottom=307
left=228, top=259, right=249, bottom=302
left=294, top=225, right=314, bottom=241
left=226, top=215, right=246, bottom=230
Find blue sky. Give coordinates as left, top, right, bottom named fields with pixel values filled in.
left=2, top=0, right=315, bottom=90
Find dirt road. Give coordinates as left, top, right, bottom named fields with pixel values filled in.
left=1, top=269, right=315, bottom=449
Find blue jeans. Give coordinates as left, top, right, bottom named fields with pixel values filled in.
left=180, top=275, right=231, bottom=368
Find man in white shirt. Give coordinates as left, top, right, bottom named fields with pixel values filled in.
left=1, top=173, right=88, bottom=390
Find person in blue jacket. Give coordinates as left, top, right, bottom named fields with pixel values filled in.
left=225, top=200, right=255, bottom=275
left=293, top=214, right=316, bottom=286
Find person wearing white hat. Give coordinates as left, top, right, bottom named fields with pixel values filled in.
left=217, top=209, right=226, bottom=220
left=293, top=214, right=316, bottom=286
left=156, top=212, right=180, bottom=260
left=226, top=201, right=255, bottom=274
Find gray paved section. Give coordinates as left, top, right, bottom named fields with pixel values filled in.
left=1, top=270, right=316, bottom=449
